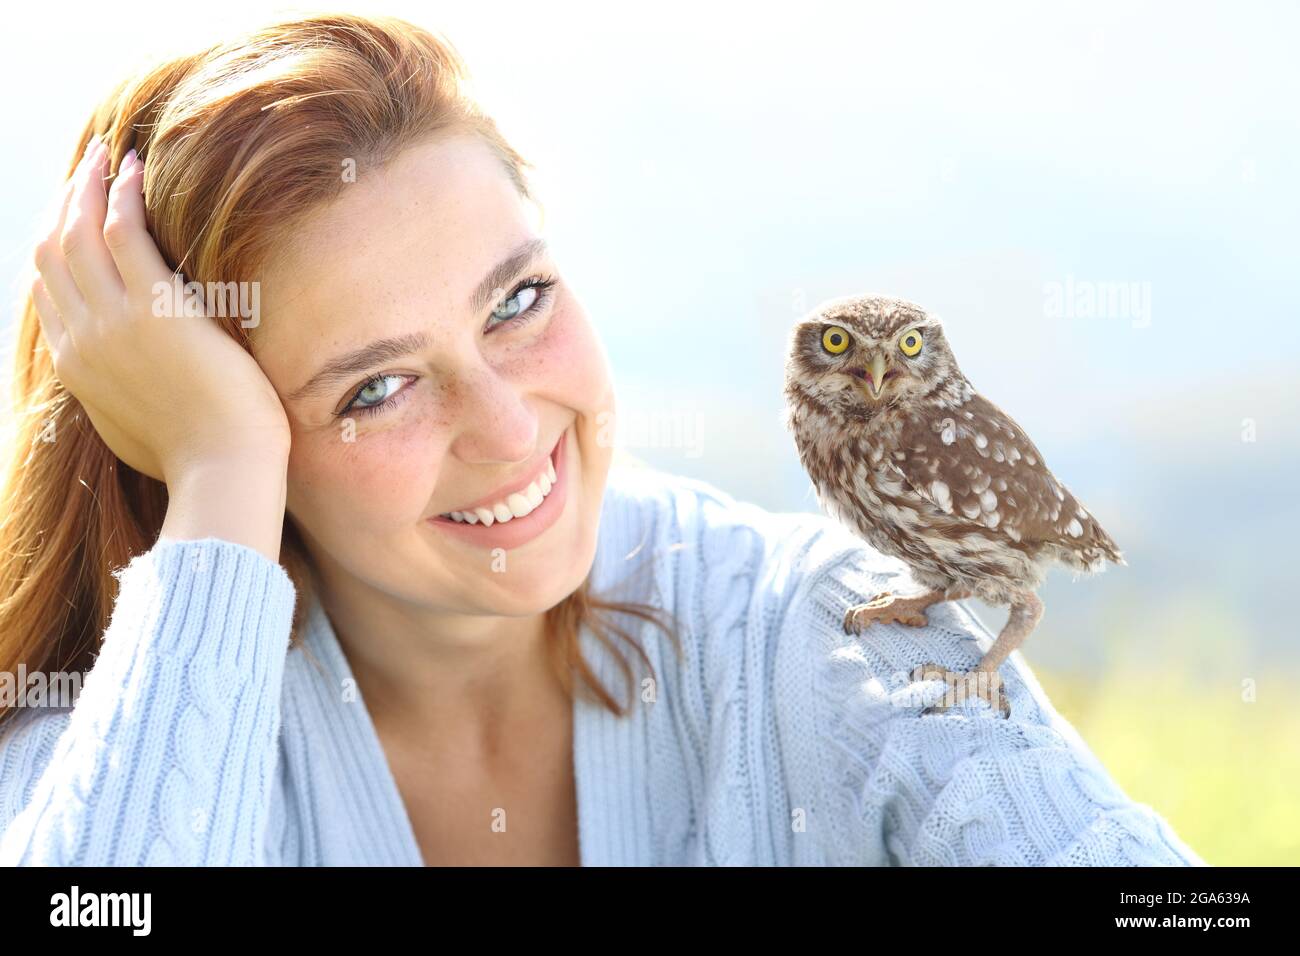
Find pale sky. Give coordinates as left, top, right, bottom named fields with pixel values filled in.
left=3, top=1, right=1297, bottom=511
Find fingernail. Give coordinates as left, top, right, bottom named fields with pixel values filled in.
left=120, top=148, right=138, bottom=176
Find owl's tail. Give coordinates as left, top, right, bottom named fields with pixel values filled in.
left=1053, top=519, right=1126, bottom=574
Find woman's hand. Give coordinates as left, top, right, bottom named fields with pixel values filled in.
left=31, top=134, right=291, bottom=483
left=30, top=134, right=292, bottom=562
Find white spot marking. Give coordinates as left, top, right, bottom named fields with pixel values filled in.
left=930, top=480, right=952, bottom=512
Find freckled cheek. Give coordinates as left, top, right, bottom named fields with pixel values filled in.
left=512, top=303, right=611, bottom=407
left=286, top=415, right=445, bottom=530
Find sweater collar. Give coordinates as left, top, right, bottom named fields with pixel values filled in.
left=286, top=473, right=655, bottom=866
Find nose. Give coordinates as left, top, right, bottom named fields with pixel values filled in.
left=446, top=367, right=539, bottom=465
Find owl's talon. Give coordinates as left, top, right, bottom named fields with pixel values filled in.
left=912, top=661, right=1011, bottom=718
left=843, top=592, right=932, bottom=633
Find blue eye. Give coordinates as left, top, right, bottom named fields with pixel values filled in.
left=340, top=374, right=413, bottom=418
left=485, top=275, right=558, bottom=332
left=491, top=285, right=536, bottom=322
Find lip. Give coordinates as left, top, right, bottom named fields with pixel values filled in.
left=426, top=427, right=570, bottom=550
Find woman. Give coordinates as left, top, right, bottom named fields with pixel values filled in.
left=0, top=13, right=1203, bottom=866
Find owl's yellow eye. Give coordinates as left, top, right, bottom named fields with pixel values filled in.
left=899, top=329, right=923, bottom=357
left=822, top=326, right=851, bottom=355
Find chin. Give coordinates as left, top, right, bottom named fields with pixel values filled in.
left=466, top=522, right=599, bottom=617
left=467, top=469, right=606, bottom=618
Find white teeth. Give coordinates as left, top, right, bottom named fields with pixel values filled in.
left=441, top=449, right=558, bottom=526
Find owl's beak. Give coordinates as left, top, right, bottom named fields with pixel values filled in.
left=863, top=352, right=889, bottom=401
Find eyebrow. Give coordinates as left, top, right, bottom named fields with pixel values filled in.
left=468, top=236, right=549, bottom=314
left=288, top=237, right=551, bottom=403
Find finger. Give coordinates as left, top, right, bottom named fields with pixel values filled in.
left=34, top=136, right=102, bottom=359
left=37, top=167, right=77, bottom=244
left=50, top=135, right=99, bottom=246
left=103, top=149, right=171, bottom=291
left=60, top=136, right=127, bottom=312
left=30, top=274, right=71, bottom=370
left=33, top=167, right=91, bottom=322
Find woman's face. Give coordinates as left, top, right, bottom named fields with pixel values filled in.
left=252, top=131, right=616, bottom=617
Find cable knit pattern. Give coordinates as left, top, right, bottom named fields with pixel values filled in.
left=781, top=547, right=1205, bottom=865
left=0, top=462, right=1206, bottom=866
left=0, top=539, right=295, bottom=865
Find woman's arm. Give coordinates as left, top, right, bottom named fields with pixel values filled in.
left=774, top=539, right=1207, bottom=866
left=3, top=101, right=302, bottom=866
left=0, top=535, right=296, bottom=865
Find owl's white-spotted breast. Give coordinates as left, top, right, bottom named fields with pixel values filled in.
left=783, top=294, right=1124, bottom=717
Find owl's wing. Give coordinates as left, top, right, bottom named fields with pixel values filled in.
left=886, top=394, right=1116, bottom=555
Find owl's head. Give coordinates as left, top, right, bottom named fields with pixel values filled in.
left=784, top=294, right=964, bottom=415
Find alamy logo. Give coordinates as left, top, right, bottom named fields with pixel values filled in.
left=152, top=275, right=260, bottom=328
left=49, top=886, right=151, bottom=936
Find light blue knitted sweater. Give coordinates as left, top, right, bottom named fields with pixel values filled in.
left=0, top=461, right=1206, bottom=866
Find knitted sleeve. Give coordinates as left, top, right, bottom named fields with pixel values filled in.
left=773, top=526, right=1209, bottom=866
left=0, top=537, right=296, bottom=865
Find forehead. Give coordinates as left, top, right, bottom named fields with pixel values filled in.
left=252, top=131, right=535, bottom=375
left=821, top=299, right=932, bottom=338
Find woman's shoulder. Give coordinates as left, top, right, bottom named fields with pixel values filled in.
left=592, top=453, right=902, bottom=696
left=597, top=452, right=898, bottom=604
left=598, top=451, right=884, bottom=577
left=595, top=460, right=1206, bottom=865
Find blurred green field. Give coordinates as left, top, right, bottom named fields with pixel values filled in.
left=1034, top=661, right=1300, bottom=866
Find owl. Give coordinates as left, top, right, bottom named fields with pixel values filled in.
left=783, top=294, right=1124, bottom=717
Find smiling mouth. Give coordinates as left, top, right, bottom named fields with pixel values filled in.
left=436, top=436, right=561, bottom=527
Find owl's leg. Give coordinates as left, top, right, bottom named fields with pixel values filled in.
left=843, top=586, right=973, bottom=634
left=974, top=592, right=1043, bottom=676
left=912, top=592, right=1043, bottom=719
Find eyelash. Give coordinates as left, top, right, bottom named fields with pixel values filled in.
left=337, top=273, right=559, bottom=419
